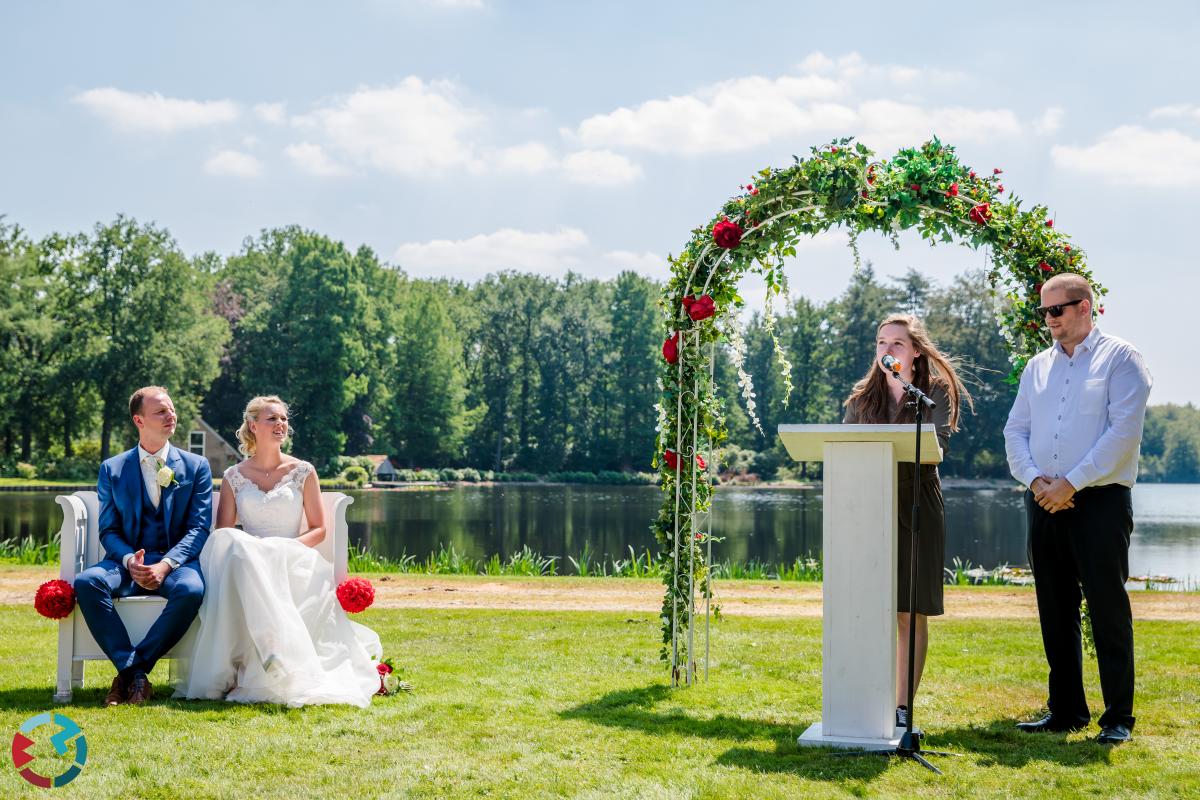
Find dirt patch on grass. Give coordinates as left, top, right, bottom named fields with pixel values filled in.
left=4, top=566, right=1197, bottom=620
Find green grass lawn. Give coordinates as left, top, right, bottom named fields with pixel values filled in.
left=1, top=603, right=1197, bottom=799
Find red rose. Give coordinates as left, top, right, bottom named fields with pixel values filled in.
left=749, top=187, right=758, bottom=196
left=969, top=170, right=977, bottom=179
left=696, top=454, right=707, bottom=470
left=994, top=168, right=1003, bottom=175
left=997, top=184, right=1005, bottom=194
left=969, top=203, right=992, bottom=225
left=377, top=661, right=393, bottom=675
left=336, top=577, right=375, bottom=613
left=687, top=294, right=715, bottom=321
left=831, top=146, right=839, bottom=153
left=861, top=190, right=869, bottom=199
left=1034, top=282, right=1044, bottom=292
left=663, top=449, right=680, bottom=471
left=867, top=167, right=875, bottom=185
left=713, top=219, right=743, bottom=249
left=945, top=183, right=959, bottom=197
left=1099, top=306, right=1105, bottom=315
left=1039, top=261, right=1053, bottom=272
left=909, top=183, right=920, bottom=192
left=1046, top=219, right=1054, bottom=227
left=1064, top=245, right=1071, bottom=252
left=663, top=331, right=679, bottom=364
left=34, top=579, right=75, bottom=620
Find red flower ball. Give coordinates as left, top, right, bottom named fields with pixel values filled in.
left=1046, top=219, right=1054, bottom=227
left=1039, top=261, right=1053, bottom=272
left=663, top=449, right=680, bottom=471
left=1099, top=306, right=1105, bottom=315
left=377, top=661, right=393, bottom=676
left=945, top=183, right=959, bottom=197
left=1034, top=282, right=1044, bottom=293
left=861, top=190, right=869, bottom=199
left=969, top=170, right=977, bottom=179
left=686, top=294, right=716, bottom=322
left=713, top=219, right=743, bottom=249
left=909, top=183, right=920, bottom=192
left=969, top=203, right=992, bottom=225
left=831, top=146, right=839, bottom=153
left=663, top=331, right=679, bottom=364
left=34, top=579, right=75, bottom=619
left=1064, top=245, right=1071, bottom=252
left=994, top=167, right=1003, bottom=175
left=696, top=454, right=707, bottom=471
left=337, top=577, right=375, bottom=613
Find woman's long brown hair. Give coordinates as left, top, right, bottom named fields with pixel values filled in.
left=844, top=314, right=973, bottom=431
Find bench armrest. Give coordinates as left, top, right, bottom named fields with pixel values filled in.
left=55, top=495, right=88, bottom=580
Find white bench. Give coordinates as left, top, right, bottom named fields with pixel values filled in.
left=53, top=489, right=353, bottom=702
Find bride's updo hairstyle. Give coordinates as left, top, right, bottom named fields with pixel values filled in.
left=235, top=395, right=292, bottom=457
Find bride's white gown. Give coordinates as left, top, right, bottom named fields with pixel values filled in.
left=175, top=461, right=382, bottom=707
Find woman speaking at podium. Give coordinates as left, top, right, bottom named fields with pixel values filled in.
left=842, top=314, right=971, bottom=728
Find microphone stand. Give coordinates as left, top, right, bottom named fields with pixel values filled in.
left=835, top=369, right=959, bottom=774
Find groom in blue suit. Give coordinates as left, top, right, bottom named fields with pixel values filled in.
left=74, top=386, right=212, bottom=705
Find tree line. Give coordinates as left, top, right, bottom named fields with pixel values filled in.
left=1, top=216, right=1194, bottom=482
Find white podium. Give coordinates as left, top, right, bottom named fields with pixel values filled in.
left=778, top=424, right=942, bottom=750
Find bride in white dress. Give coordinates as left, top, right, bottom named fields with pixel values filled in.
left=176, top=395, right=382, bottom=707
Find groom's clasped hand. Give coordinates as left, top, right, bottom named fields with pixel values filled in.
left=127, top=549, right=168, bottom=591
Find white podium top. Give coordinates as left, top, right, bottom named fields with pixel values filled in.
left=777, top=424, right=942, bottom=464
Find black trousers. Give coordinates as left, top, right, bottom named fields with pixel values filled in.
left=1025, top=484, right=1135, bottom=730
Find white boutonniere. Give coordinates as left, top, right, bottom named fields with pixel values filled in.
left=154, top=458, right=179, bottom=489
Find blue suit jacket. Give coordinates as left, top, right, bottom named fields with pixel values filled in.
left=96, top=445, right=213, bottom=566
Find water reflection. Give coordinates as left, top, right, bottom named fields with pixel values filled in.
left=4, top=483, right=1199, bottom=579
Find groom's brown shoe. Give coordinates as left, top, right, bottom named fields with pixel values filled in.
left=127, top=673, right=154, bottom=705
left=104, top=674, right=129, bottom=706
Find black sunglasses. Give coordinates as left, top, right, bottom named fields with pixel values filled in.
left=1036, top=298, right=1084, bottom=318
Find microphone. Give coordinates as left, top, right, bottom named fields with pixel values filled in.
left=880, top=353, right=935, bottom=409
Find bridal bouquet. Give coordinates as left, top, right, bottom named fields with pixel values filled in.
left=375, top=658, right=412, bottom=696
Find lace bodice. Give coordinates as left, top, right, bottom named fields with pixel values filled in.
left=223, top=461, right=315, bottom=539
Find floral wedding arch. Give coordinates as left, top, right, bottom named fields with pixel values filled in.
left=653, top=138, right=1102, bottom=685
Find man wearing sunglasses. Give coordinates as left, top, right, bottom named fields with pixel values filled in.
left=1004, top=272, right=1153, bottom=745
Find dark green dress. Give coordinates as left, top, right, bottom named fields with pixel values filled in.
left=843, top=382, right=951, bottom=616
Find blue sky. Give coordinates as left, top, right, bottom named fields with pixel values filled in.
left=2, top=0, right=1197, bottom=403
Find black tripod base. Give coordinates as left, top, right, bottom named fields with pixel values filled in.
left=831, top=730, right=961, bottom=775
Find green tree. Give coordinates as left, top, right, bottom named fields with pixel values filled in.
left=607, top=271, right=660, bottom=471
left=75, top=217, right=229, bottom=460
left=385, top=280, right=469, bottom=465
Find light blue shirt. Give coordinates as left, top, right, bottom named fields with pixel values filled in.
left=1004, top=326, right=1153, bottom=490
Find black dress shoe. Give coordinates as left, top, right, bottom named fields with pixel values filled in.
left=1016, top=713, right=1087, bottom=733
left=1097, top=724, right=1132, bottom=744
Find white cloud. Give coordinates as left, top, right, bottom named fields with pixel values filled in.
left=1150, top=104, right=1200, bottom=122
left=204, top=149, right=262, bottom=177
left=562, top=149, right=643, bottom=185
left=602, top=250, right=664, bottom=277
left=393, top=227, right=589, bottom=281
left=569, top=55, right=1009, bottom=156
left=495, top=142, right=558, bottom=173
left=283, top=142, right=348, bottom=177
left=856, top=100, right=1021, bottom=151
left=296, top=77, right=485, bottom=175
left=572, top=74, right=847, bottom=155
left=1052, top=125, right=1200, bottom=186
left=254, top=102, right=287, bottom=124
left=73, top=87, right=238, bottom=133
left=1033, top=107, right=1065, bottom=135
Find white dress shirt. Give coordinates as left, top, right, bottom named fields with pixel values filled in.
left=1005, top=326, right=1153, bottom=490
left=123, top=442, right=180, bottom=572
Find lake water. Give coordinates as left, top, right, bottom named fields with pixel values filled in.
left=5, top=483, right=1198, bottom=581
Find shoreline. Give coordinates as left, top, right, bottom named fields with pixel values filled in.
left=3, top=567, right=1197, bottom=618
